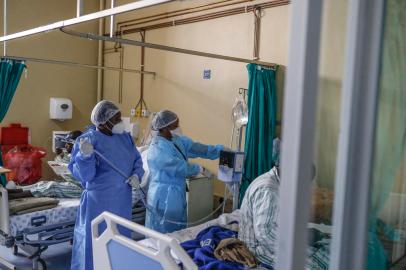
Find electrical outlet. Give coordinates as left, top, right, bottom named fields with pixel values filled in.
left=130, top=109, right=136, bottom=117
left=142, top=110, right=150, bottom=118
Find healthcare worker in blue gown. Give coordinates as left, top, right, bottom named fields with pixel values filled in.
left=69, top=100, right=144, bottom=270
left=145, top=110, right=224, bottom=234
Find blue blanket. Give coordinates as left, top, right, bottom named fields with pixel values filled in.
left=180, top=226, right=247, bottom=270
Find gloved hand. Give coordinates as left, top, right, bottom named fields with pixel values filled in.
left=199, top=165, right=204, bottom=174
left=5, top=181, right=17, bottom=190
left=79, top=138, right=94, bottom=157
left=222, top=146, right=233, bottom=152
left=202, top=167, right=212, bottom=178
left=126, top=174, right=140, bottom=189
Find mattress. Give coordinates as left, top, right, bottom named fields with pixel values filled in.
left=9, top=198, right=80, bottom=236
left=9, top=194, right=146, bottom=237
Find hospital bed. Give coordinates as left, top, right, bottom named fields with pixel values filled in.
left=92, top=209, right=334, bottom=270
left=92, top=211, right=198, bottom=270
left=0, top=162, right=80, bottom=269
left=92, top=210, right=247, bottom=270
left=0, top=186, right=78, bottom=270
left=0, top=186, right=147, bottom=270
left=0, top=148, right=151, bottom=270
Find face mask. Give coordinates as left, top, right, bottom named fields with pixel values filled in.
left=110, top=120, right=126, bottom=134
left=170, top=127, right=183, bottom=137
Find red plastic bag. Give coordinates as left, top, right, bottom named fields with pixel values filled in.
left=3, top=145, right=47, bottom=185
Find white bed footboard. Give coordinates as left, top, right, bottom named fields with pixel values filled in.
left=0, top=186, right=10, bottom=235
left=92, top=212, right=198, bottom=270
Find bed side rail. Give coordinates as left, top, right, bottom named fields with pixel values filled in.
left=92, top=211, right=197, bottom=270
left=0, top=186, right=10, bottom=235
left=14, top=220, right=75, bottom=246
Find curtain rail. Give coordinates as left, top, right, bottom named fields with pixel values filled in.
left=61, top=28, right=277, bottom=67
left=1, top=56, right=156, bottom=75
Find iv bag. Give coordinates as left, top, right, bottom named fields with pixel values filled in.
left=231, top=96, right=248, bottom=127
left=140, top=113, right=157, bottom=146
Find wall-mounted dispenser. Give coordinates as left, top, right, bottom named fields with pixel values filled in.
left=50, top=98, right=72, bottom=121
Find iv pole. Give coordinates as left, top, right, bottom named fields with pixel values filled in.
left=233, top=123, right=246, bottom=211
left=231, top=88, right=248, bottom=211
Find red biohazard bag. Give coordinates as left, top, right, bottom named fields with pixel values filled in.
left=3, top=145, right=47, bottom=185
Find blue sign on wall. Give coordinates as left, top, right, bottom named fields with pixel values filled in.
left=203, top=69, right=211, bottom=79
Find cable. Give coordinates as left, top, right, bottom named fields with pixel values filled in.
left=93, top=149, right=229, bottom=227
left=230, top=122, right=236, bottom=149
left=222, top=185, right=229, bottom=214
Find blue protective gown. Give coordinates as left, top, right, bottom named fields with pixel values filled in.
left=69, top=129, right=144, bottom=270
left=145, top=135, right=222, bottom=233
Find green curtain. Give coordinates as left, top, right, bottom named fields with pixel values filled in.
left=240, top=64, right=277, bottom=201
left=367, top=0, right=406, bottom=269
left=0, top=59, right=26, bottom=186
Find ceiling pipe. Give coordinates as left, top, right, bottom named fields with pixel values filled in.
left=97, top=0, right=106, bottom=102
left=110, top=0, right=116, bottom=38
left=0, top=0, right=172, bottom=42
left=117, top=0, right=289, bottom=35
left=117, top=0, right=253, bottom=31
left=77, top=0, right=84, bottom=17
left=61, top=28, right=277, bottom=67
left=3, top=0, right=7, bottom=56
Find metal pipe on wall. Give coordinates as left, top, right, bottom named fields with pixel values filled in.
left=117, top=0, right=289, bottom=35
left=97, top=0, right=106, bottom=102
left=3, top=0, right=7, bottom=56
left=118, top=0, right=240, bottom=25
left=140, top=31, right=146, bottom=111
left=77, top=0, right=84, bottom=17
left=117, top=0, right=254, bottom=31
left=118, top=42, right=124, bottom=103
left=253, top=7, right=261, bottom=60
left=110, top=0, right=115, bottom=38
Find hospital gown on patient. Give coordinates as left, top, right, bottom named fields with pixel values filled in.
left=239, top=167, right=331, bottom=269
left=239, top=167, right=280, bottom=268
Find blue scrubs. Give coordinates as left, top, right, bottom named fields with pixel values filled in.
left=69, top=129, right=144, bottom=270
left=145, top=135, right=222, bottom=233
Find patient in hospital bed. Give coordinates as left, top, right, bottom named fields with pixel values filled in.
left=238, top=166, right=333, bottom=269
left=238, top=167, right=280, bottom=268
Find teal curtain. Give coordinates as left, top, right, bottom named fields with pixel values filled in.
left=240, top=64, right=277, bottom=201
left=367, top=0, right=406, bottom=269
left=0, top=59, right=26, bottom=186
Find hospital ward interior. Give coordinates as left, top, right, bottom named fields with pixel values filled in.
left=0, top=0, right=405, bottom=269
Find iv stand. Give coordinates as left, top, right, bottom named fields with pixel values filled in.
left=231, top=88, right=248, bottom=211
left=232, top=123, right=246, bottom=211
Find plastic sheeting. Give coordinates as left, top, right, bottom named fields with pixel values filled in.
left=368, top=0, right=406, bottom=269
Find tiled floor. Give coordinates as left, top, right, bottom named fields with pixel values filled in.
left=0, top=243, right=72, bottom=270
